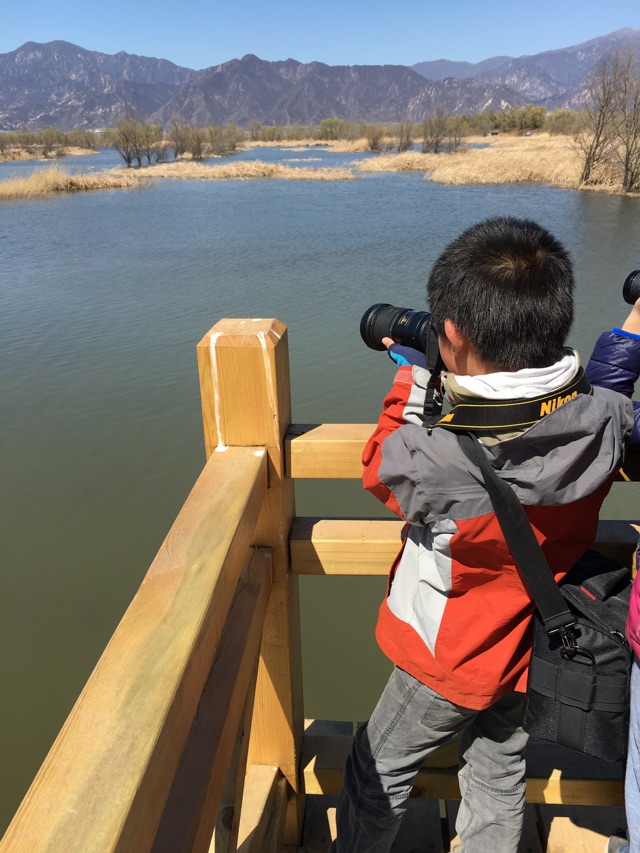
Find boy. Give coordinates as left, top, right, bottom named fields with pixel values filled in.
left=331, top=217, right=634, bottom=852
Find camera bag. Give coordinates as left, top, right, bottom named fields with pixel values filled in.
left=457, top=432, right=633, bottom=762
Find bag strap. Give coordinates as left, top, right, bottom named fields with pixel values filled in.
left=457, top=432, right=577, bottom=645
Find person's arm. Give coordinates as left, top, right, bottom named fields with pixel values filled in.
left=622, top=299, right=640, bottom=337
left=362, top=338, right=434, bottom=517
left=586, top=300, right=640, bottom=397
left=586, top=298, right=640, bottom=448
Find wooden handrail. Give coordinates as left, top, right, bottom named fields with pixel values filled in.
left=0, top=447, right=267, bottom=853
left=152, top=548, right=273, bottom=853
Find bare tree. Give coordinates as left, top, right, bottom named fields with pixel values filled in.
left=446, top=116, right=467, bottom=152
left=185, top=126, right=207, bottom=160
left=112, top=115, right=140, bottom=167
left=576, top=55, right=619, bottom=185
left=139, top=123, right=163, bottom=165
left=610, top=50, right=640, bottom=193
left=365, top=124, right=385, bottom=152
left=422, top=108, right=448, bottom=153
left=397, top=122, right=413, bottom=152
left=169, top=120, right=190, bottom=160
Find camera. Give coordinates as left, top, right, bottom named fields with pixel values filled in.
left=623, top=270, right=640, bottom=305
left=360, top=303, right=440, bottom=369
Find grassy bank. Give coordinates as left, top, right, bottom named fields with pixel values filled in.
left=0, top=146, right=96, bottom=162
left=0, top=166, right=139, bottom=200
left=353, top=134, right=629, bottom=192
left=0, top=160, right=353, bottom=200
left=112, top=160, right=354, bottom=181
left=246, top=138, right=372, bottom=153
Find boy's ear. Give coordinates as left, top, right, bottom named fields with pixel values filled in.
left=443, top=318, right=469, bottom=354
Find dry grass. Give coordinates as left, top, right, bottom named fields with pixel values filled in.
left=429, top=137, right=582, bottom=188
left=245, top=138, right=372, bottom=153
left=0, top=158, right=353, bottom=201
left=356, top=151, right=439, bottom=173
left=323, top=138, right=373, bottom=153
left=0, top=146, right=95, bottom=162
left=0, top=165, right=139, bottom=200
left=353, top=134, right=587, bottom=189
left=121, top=160, right=353, bottom=180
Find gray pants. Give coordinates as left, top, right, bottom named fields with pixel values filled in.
left=331, top=667, right=528, bottom=853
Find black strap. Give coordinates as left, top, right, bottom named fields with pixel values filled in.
left=457, top=432, right=576, bottom=638
left=433, top=368, right=592, bottom=433
left=422, top=352, right=445, bottom=418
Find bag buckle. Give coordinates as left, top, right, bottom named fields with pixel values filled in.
left=558, top=624, right=577, bottom=659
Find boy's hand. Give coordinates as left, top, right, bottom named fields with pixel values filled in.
left=383, top=337, right=428, bottom=369
left=622, top=298, right=640, bottom=336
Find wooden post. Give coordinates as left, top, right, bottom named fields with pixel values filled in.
left=197, top=318, right=304, bottom=845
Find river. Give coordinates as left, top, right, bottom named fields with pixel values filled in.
left=1, top=145, right=640, bottom=831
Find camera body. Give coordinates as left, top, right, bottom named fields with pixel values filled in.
left=624, top=270, right=640, bottom=305
left=360, top=303, right=440, bottom=370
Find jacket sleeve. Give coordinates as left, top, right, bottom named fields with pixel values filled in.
left=362, top=364, right=430, bottom=518
left=586, top=329, right=640, bottom=449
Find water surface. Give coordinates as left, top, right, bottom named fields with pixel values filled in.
left=2, top=147, right=640, bottom=830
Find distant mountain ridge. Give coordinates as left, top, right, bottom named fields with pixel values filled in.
left=148, top=54, right=522, bottom=129
left=1, top=28, right=639, bottom=131
left=411, top=28, right=640, bottom=110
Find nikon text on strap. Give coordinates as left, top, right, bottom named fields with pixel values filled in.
left=430, top=368, right=592, bottom=433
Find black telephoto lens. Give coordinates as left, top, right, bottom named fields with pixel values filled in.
left=359, top=303, right=441, bottom=369
left=360, top=304, right=408, bottom=350
left=623, top=270, right=640, bottom=305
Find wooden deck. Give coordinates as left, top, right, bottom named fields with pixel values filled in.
left=299, top=795, right=626, bottom=852
left=297, top=722, right=626, bottom=853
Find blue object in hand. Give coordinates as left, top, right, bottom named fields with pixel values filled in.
left=388, top=344, right=427, bottom=369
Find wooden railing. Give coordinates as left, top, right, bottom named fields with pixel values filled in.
left=1, top=318, right=637, bottom=852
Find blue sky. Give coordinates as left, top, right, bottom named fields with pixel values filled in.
left=1, top=0, right=639, bottom=70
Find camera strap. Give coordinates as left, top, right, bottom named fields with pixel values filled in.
left=422, top=353, right=445, bottom=417
left=426, top=367, right=592, bottom=434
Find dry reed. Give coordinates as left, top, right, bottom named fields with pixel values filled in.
left=356, top=151, right=439, bottom=173
left=0, top=165, right=139, bottom=200
left=123, top=160, right=353, bottom=180
left=0, top=146, right=96, bottom=162
left=245, top=138, right=372, bottom=153
left=323, top=138, right=372, bottom=153
left=354, top=135, right=585, bottom=189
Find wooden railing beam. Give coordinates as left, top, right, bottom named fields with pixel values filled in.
left=286, top=423, right=374, bottom=479
left=291, top=517, right=639, bottom=576
left=0, top=448, right=267, bottom=853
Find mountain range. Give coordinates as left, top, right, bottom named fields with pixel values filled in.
left=1, top=28, right=639, bottom=131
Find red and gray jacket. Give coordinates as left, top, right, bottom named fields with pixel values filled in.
left=364, top=361, right=633, bottom=710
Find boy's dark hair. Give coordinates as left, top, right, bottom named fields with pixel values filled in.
left=427, top=216, right=574, bottom=371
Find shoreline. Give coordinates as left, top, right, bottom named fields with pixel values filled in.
left=1, top=135, right=638, bottom=199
